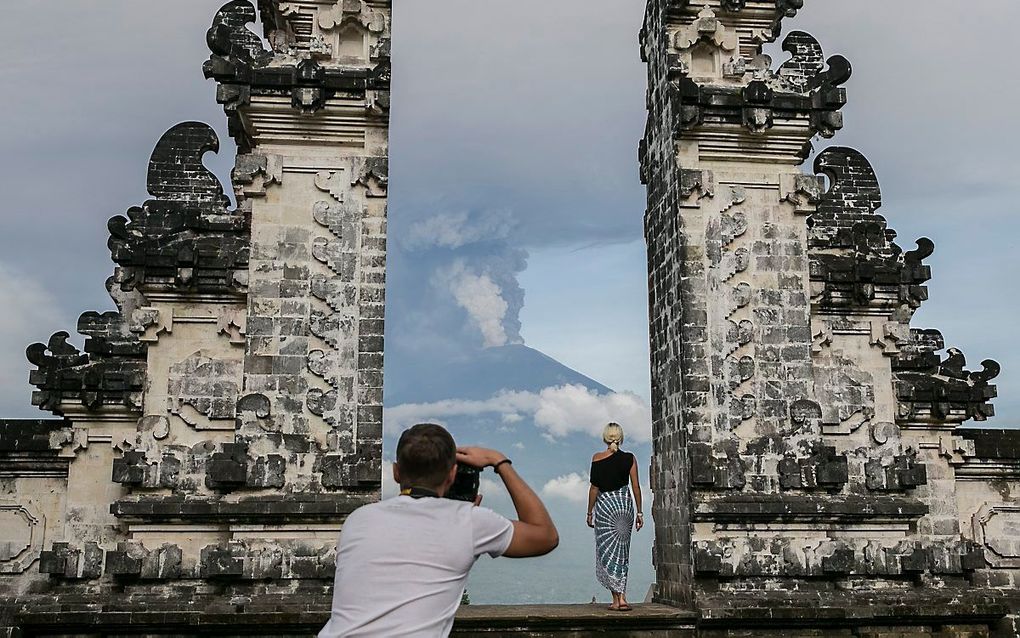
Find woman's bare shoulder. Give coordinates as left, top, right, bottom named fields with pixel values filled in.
left=592, top=450, right=614, bottom=461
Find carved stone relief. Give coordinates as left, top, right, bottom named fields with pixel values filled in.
left=167, top=352, right=242, bottom=430
left=0, top=502, right=45, bottom=574
left=973, top=504, right=1020, bottom=568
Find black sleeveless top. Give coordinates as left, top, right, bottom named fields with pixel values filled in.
left=589, top=451, right=634, bottom=492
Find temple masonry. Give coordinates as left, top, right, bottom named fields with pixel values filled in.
left=641, top=0, right=1020, bottom=635
left=0, top=0, right=1017, bottom=636
left=2, top=0, right=391, bottom=633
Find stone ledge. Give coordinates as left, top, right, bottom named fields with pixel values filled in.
left=696, top=590, right=1015, bottom=627
left=111, top=494, right=375, bottom=523
left=692, top=493, right=928, bottom=523
left=4, top=593, right=1015, bottom=635
left=456, top=604, right=696, bottom=633
left=0, top=457, right=69, bottom=478
left=960, top=428, right=1020, bottom=460
left=1, top=596, right=694, bottom=637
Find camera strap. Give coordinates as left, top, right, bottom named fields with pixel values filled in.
left=400, top=487, right=440, bottom=499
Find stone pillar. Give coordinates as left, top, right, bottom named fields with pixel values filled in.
left=642, top=0, right=1019, bottom=628
left=641, top=0, right=846, bottom=607
left=208, top=0, right=390, bottom=493
left=0, top=0, right=390, bottom=601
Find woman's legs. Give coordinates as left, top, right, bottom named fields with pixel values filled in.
left=595, top=487, right=635, bottom=610
left=609, top=591, right=621, bottom=610
left=618, top=590, right=630, bottom=609
left=608, top=590, right=632, bottom=611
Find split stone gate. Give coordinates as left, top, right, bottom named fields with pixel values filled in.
left=1, top=1, right=1018, bottom=636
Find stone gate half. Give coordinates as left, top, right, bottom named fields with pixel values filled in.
left=1, top=0, right=390, bottom=632
left=642, top=0, right=1020, bottom=634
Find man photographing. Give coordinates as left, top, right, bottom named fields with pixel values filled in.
left=319, top=423, right=559, bottom=637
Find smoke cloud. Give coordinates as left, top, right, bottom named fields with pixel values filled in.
left=405, top=210, right=514, bottom=250
left=395, top=209, right=528, bottom=351
left=438, top=262, right=512, bottom=348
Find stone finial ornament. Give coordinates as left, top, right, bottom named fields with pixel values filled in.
left=809, top=147, right=933, bottom=310
left=206, top=0, right=273, bottom=71
left=27, top=313, right=146, bottom=415
left=108, top=122, right=249, bottom=296
left=893, top=330, right=1000, bottom=425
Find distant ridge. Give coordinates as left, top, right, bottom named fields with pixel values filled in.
left=385, top=343, right=613, bottom=405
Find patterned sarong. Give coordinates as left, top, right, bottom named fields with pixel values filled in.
left=593, top=485, right=634, bottom=593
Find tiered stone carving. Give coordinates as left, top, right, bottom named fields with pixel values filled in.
left=643, top=0, right=1019, bottom=633
left=0, top=1, right=389, bottom=624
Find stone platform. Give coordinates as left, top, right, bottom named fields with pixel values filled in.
left=6, top=595, right=1015, bottom=637
left=455, top=604, right=697, bottom=636
left=1, top=597, right=696, bottom=637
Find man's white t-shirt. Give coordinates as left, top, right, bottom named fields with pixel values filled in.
left=318, top=495, right=514, bottom=638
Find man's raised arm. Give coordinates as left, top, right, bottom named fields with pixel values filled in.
left=456, top=447, right=559, bottom=558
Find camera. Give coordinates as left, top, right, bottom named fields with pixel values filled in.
left=445, top=463, right=480, bottom=502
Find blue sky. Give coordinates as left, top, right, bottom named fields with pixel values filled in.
left=0, top=0, right=1018, bottom=603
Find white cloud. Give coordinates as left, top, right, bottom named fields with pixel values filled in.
left=0, top=263, right=67, bottom=417
left=385, top=384, right=651, bottom=443
left=437, top=261, right=511, bottom=348
left=476, top=477, right=516, bottom=513
left=386, top=392, right=532, bottom=430
left=479, top=477, right=503, bottom=495
left=481, top=475, right=505, bottom=489
left=533, top=385, right=650, bottom=441
left=541, top=473, right=590, bottom=504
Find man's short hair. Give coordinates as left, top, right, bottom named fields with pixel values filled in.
left=396, top=424, right=457, bottom=489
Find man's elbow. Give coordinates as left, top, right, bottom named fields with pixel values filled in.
left=529, top=525, right=559, bottom=557
left=507, top=522, right=561, bottom=557
left=541, top=526, right=560, bottom=555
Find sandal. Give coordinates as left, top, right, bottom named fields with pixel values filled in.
left=617, top=604, right=633, bottom=612
left=607, top=604, right=620, bottom=611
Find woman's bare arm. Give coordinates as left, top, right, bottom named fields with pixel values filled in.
left=630, top=455, right=643, bottom=531
left=586, top=484, right=598, bottom=528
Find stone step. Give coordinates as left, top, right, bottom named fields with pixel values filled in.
left=3, top=597, right=697, bottom=637
left=454, top=603, right=697, bottom=637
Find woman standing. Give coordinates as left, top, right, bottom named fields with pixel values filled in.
left=586, top=422, right=643, bottom=611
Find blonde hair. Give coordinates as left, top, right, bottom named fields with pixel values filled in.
left=602, top=422, right=624, bottom=452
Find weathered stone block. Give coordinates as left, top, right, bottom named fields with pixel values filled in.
left=37, top=543, right=71, bottom=577
left=111, top=451, right=147, bottom=485
left=105, top=543, right=144, bottom=577
left=205, top=443, right=248, bottom=490
left=200, top=545, right=242, bottom=579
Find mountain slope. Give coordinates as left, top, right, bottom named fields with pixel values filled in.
left=385, top=343, right=611, bottom=405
